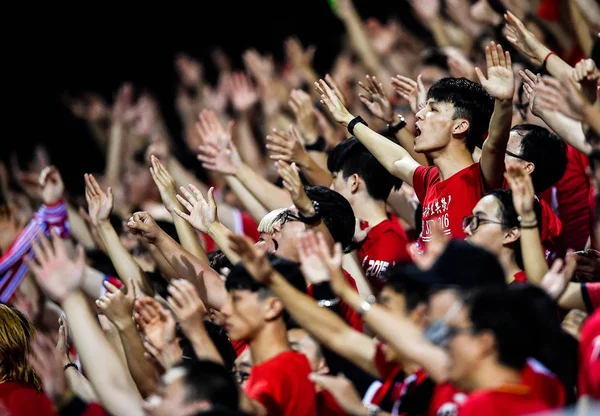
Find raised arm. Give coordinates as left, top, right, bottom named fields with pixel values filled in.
left=227, top=233, right=379, bottom=378
left=84, top=174, right=154, bottom=295
left=106, top=83, right=132, bottom=185
left=316, top=79, right=420, bottom=186
left=27, top=233, right=144, bottom=416
left=476, top=42, right=514, bottom=189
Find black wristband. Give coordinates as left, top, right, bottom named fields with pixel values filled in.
left=347, top=116, right=368, bottom=136
left=64, top=362, right=79, bottom=372
left=387, top=115, right=406, bottom=135
left=298, top=201, right=322, bottom=225
left=305, top=136, right=327, bottom=152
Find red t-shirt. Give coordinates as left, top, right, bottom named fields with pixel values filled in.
left=590, top=186, right=598, bottom=250
left=583, top=283, right=600, bottom=312
left=358, top=218, right=412, bottom=293
left=513, top=271, right=527, bottom=283
left=203, top=211, right=260, bottom=252
left=538, top=199, right=563, bottom=258
left=578, top=308, right=600, bottom=398
left=457, top=385, right=551, bottom=416
left=244, top=351, right=316, bottom=416
left=413, top=163, right=487, bottom=250
left=0, top=382, right=56, bottom=416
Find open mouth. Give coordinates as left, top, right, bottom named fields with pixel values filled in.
left=272, top=238, right=279, bottom=252
left=415, top=125, right=422, bottom=137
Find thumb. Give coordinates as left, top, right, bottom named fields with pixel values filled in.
left=417, top=73, right=425, bottom=91
left=474, top=67, right=486, bottom=84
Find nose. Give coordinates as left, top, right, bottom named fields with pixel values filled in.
left=463, top=223, right=473, bottom=236
left=415, top=105, right=426, bottom=120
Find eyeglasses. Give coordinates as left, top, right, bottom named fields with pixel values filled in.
left=462, top=215, right=506, bottom=232
left=505, top=150, right=530, bottom=161
left=278, top=210, right=301, bottom=226
left=233, top=369, right=250, bottom=384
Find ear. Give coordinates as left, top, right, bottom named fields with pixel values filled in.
left=263, top=297, right=285, bottom=322
left=349, top=173, right=360, bottom=194
left=503, top=227, right=521, bottom=245
left=452, top=119, right=470, bottom=137
left=477, top=330, right=497, bottom=358
left=523, top=162, right=534, bottom=176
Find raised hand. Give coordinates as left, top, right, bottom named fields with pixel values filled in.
left=447, top=53, right=477, bottom=81
left=127, top=211, right=163, bottom=245
left=27, top=231, right=86, bottom=303
left=134, top=296, right=176, bottom=351
left=391, top=74, right=426, bottom=114
left=56, top=315, right=71, bottom=366
left=197, top=141, right=242, bottom=175
left=30, top=333, right=68, bottom=404
left=324, top=73, right=348, bottom=108
left=266, top=126, right=310, bottom=167
left=541, top=251, right=577, bottom=299
left=289, top=89, right=319, bottom=145
left=111, top=83, right=134, bottom=123
left=84, top=173, right=114, bottom=226
left=573, top=249, right=600, bottom=282
left=475, top=41, right=514, bottom=101
left=505, top=165, right=535, bottom=220
left=358, top=75, right=394, bottom=123
left=174, top=185, right=219, bottom=234
left=243, top=49, right=275, bottom=87
left=573, top=59, right=599, bottom=104
left=167, top=279, right=207, bottom=337
left=297, top=231, right=343, bottom=285
left=96, top=279, right=136, bottom=330
left=228, top=72, right=259, bottom=113
left=175, top=54, right=204, bottom=88
left=228, top=234, right=272, bottom=283
left=202, top=73, right=230, bottom=114
left=410, top=0, right=440, bottom=21
left=275, top=161, right=312, bottom=214
left=149, top=155, right=179, bottom=213
left=534, top=75, right=586, bottom=121
left=195, top=110, right=234, bottom=149
left=519, top=69, right=545, bottom=118
left=285, top=37, right=316, bottom=72
left=40, top=166, right=65, bottom=206
left=504, top=11, right=542, bottom=64
left=315, top=79, right=354, bottom=126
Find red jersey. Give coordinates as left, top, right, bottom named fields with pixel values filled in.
left=538, top=199, right=563, bottom=258
left=513, top=271, right=527, bottom=283
left=457, top=385, right=551, bottom=416
left=413, top=164, right=487, bottom=250
left=0, top=382, right=56, bottom=416
left=358, top=218, right=411, bottom=293
left=583, top=283, right=600, bottom=311
left=578, top=308, right=600, bottom=398
left=244, top=351, right=316, bottom=416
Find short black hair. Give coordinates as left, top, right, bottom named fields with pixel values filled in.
left=175, top=359, right=239, bottom=410
left=511, top=124, right=567, bottom=194
left=382, top=263, right=430, bottom=312
left=176, top=321, right=236, bottom=373
left=487, top=189, right=543, bottom=270
left=209, top=250, right=233, bottom=274
left=327, top=137, right=403, bottom=201
left=427, top=78, right=494, bottom=152
left=304, top=186, right=355, bottom=250
left=592, top=37, right=600, bottom=69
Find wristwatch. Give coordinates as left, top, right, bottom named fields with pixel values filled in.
left=387, top=114, right=406, bottom=135
left=365, top=403, right=381, bottom=416
left=298, top=200, right=322, bottom=225
left=357, top=294, right=377, bottom=317
left=305, top=136, right=327, bottom=152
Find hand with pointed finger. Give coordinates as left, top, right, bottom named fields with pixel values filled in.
left=289, top=89, right=318, bottom=144
left=127, top=211, right=163, bottom=245
left=29, top=333, right=68, bottom=404
left=275, top=161, right=312, bottom=215
left=39, top=166, right=65, bottom=206
left=26, top=232, right=86, bottom=303
left=358, top=74, right=394, bottom=123
left=475, top=41, right=514, bottom=101
left=391, top=74, right=426, bottom=114
left=266, top=126, right=310, bottom=167
left=228, top=234, right=273, bottom=284
left=167, top=279, right=207, bottom=338
left=197, top=141, right=242, bottom=175
left=228, top=72, right=259, bottom=113
left=541, top=251, right=577, bottom=299
left=195, top=110, right=234, bottom=149
left=173, top=186, right=219, bottom=234
left=315, top=79, right=354, bottom=126
left=149, top=155, right=180, bottom=213
left=84, top=173, right=114, bottom=226
left=134, top=296, right=176, bottom=351
left=96, top=278, right=136, bottom=331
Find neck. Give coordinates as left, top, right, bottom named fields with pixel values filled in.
left=470, top=361, right=523, bottom=392
left=499, top=250, right=522, bottom=281
left=431, top=147, right=474, bottom=181
left=248, top=322, right=291, bottom=365
left=353, top=197, right=388, bottom=227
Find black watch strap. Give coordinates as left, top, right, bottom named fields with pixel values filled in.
left=387, top=115, right=406, bottom=135
left=298, top=201, right=322, bottom=225
left=305, top=136, right=327, bottom=152
left=347, top=116, right=368, bottom=136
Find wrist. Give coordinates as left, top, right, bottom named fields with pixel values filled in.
left=341, top=113, right=355, bottom=127
left=207, top=220, right=224, bottom=237
left=115, top=317, right=136, bottom=332
left=296, top=196, right=315, bottom=217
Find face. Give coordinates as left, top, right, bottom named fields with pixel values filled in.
left=504, top=131, right=534, bottom=174
left=124, top=161, right=156, bottom=207
left=144, top=368, right=209, bottom=416
left=463, top=195, right=506, bottom=255
left=330, top=171, right=356, bottom=204
left=233, top=347, right=252, bottom=387
left=257, top=233, right=277, bottom=254
left=446, top=306, right=485, bottom=391
left=220, top=290, right=268, bottom=342
left=288, top=328, right=326, bottom=373
left=414, top=99, right=463, bottom=155
left=378, top=286, right=407, bottom=314
left=271, top=207, right=306, bottom=261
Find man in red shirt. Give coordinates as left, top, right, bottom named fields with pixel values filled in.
left=327, top=137, right=411, bottom=293
left=221, top=255, right=317, bottom=415
left=317, top=42, right=512, bottom=250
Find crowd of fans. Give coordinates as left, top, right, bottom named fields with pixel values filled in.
left=1, top=0, right=600, bottom=414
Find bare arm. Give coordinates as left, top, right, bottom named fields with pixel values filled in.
left=236, top=163, right=293, bottom=210
left=568, top=0, right=595, bottom=56
left=66, top=203, right=95, bottom=249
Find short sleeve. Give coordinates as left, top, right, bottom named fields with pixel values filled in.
left=412, top=166, right=436, bottom=203
left=374, top=342, right=399, bottom=380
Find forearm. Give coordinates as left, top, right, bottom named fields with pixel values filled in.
left=342, top=253, right=373, bottom=299
left=569, top=0, right=595, bottom=56
left=534, top=44, right=573, bottom=81
left=147, top=244, right=179, bottom=281
left=106, top=122, right=125, bottom=185
left=64, top=366, right=98, bottom=403
left=224, top=176, right=268, bottom=224
left=269, top=272, right=378, bottom=377
left=583, top=104, right=600, bottom=145
left=154, top=232, right=228, bottom=310
left=481, top=99, right=512, bottom=188
left=520, top=228, right=549, bottom=285
left=173, top=215, right=209, bottom=265
left=81, top=266, right=106, bottom=300
left=235, top=164, right=292, bottom=211
left=394, top=128, right=428, bottom=166
left=62, top=291, right=144, bottom=416
left=340, top=9, right=381, bottom=75
left=299, top=155, right=333, bottom=187
left=186, top=324, right=224, bottom=365
left=207, top=222, right=241, bottom=265
left=118, top=321, right=159, bottom=398
left=539, top=110, right=592, bottom=156
left=429, top=16, right=451, bottom=48
left=234, top=113, right=265, bottom=175
left=66, top=204, right=96, bottom=249
left=97, top=221, right=154, bottom=296
left=558, top=283, right=586, bottom=310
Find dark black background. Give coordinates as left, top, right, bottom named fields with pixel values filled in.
left=6, top=1, right=412, bottom=191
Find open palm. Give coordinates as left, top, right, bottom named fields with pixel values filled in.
left=476, top=42, right=514, bottom=100
left=174, top=186, right=218, bottom=233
